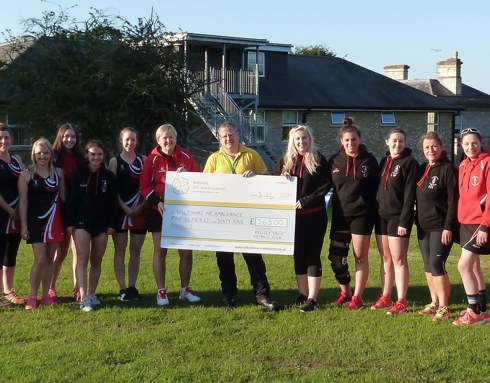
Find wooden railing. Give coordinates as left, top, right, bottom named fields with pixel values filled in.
left=191, top=67, right=257, bottom=95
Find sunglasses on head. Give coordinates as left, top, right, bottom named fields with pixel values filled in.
left=460, top=128, right=481, bottom=137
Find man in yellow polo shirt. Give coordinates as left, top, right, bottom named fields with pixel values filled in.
left=204, top=122, right=279, bottom=310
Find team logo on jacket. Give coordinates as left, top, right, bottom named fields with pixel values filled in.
left=360, top=165, right=369, bottom=178
left=428, top=176, right=439, bottom=189
left=159, top=166, right=166, bottom=173
left=471, top=176, right=479, bottom=186
left=102, top=179, right=107, bottom=193
left=391, top=165, right=400, bottom=178
left=332, top=167, right=340, bottom=174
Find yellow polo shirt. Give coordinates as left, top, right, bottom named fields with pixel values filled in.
left=203, top=144, right=268, bottom=175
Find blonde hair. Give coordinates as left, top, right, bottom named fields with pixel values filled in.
left=155, top=124, right=177, bottom=141
left=282, top=125, right=319, bottom=174
left=30, top=137, right=55, bottom=176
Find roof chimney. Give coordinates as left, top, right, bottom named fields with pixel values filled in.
left=437, top=52, right=462, bottom=95
left=384, top=64, right=410, bottom=81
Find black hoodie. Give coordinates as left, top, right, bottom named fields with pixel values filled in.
left=415, top=155, right=458, bottom=231
left=329, top=145, right=380, bottom=217
left=377, top=148, right=418, bottom=229
left=275, top=152, right=331, bottom=211
left=66, top=164, right=117, bottom=229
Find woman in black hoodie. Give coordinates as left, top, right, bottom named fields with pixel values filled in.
left=373, top=128, right=418, bottom=316
left=277, top=125, right=331, bottom=312
left=328, top=119, right=379, bottom=310
left=66, top=140, right=117, bottom=312
left=415, top=132, right=457, bottom=321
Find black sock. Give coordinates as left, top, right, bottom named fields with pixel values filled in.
left=468, top=294, right=481, bottom=314
left=479, top=290, right=487, bottom=312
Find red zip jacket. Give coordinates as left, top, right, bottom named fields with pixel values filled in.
left=139, top=145, right=199, bottom=207
left=458, top=152, right=490, bottom=229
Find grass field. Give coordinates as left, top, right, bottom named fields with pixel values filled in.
left=1, top=231, right=490, bottom=383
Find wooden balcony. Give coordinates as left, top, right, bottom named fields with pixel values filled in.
left=191, top=67, right=257, bottom=96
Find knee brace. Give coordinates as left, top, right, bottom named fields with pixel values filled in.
left=328, top=232, right=351, bottom=285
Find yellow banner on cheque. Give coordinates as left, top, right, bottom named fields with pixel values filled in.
left=161, top=172, right=297, bottom=255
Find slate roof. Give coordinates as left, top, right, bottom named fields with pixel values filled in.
left=402, top=79, right=490, bottom=109
left=259, top=54, right=457, bottom=111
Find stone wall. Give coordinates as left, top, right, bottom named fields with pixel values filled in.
left=263, top=110, right=455, bottom=163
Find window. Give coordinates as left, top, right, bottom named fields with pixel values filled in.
left=427, top=112, right=439, bottom=133
left=454, top=114, right=463, bottom=132
left=2, top=115, right=32, bottom=146
left=381, top=112, right=396, bottom=125
left=282, top=111, right=298, bottom=140
left=254, top=110, right=266, bottom=143
left=247, top=51, right=265, bottom=77
left=331, top=112, right=345, bottom=125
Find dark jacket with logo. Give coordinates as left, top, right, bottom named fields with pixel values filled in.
left=275, top=151, right=331, bottom=211
left=415, top=156, right=457, bottom=231
left=377, top=148, right=418, bottom=229
left=66, top=164, right=117, bottom=229
left=329, top=145, right=379, bottom=218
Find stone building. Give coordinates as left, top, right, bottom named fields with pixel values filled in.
left=384, top=53, right=490, bottom=151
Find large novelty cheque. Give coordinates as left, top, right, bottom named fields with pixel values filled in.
left=161, top=171, right=297, bottom=255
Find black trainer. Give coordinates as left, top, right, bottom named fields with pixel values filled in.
left=300, top=298, right=319, bottom=313
left=126, top=286, right=141, bottom=300
left=295, top=294, right=307, bottom=305
left=119, top=289, right=130, bottom=302
left=257, top=296, right=281, bottom=311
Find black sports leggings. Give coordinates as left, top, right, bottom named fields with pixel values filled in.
left=417, top=228, right=452, bottom=276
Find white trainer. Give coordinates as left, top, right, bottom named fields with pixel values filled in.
left=156, top=289, right=170, bottom=306
left=80, top=298, right=94, bottom=312
left=179, top=287, right=201, bottom=303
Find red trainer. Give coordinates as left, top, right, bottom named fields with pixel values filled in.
left=25, top=296, right=38, bottom=310
left=371, top=294, right=393, bottom=310
left=387, top=300, right=407, bottom=316
left=332, top=291, right=351, bottom=306
left=346, top=295, right=363, bottom=310
left=452, top=308, right=486, bottom=326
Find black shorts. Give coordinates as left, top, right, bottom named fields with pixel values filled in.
left=460, top=224, right=490, bottom=255
left=0, top=233, right=21, bottom=267
left=417, top=228, right=452, bottom=276
left=74, top=224, right=108, bottom=237
left=375, top=216, right=412, bottom=238
left=147, top=209, right=163, bottom=233
left=331, top=212, right=374, bottom=236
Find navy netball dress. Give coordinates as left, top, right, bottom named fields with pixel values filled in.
left=27, top=172, right=65, bottom=244
left=115, top=154, right=146, bottom=233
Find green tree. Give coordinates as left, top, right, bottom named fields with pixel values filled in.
left=294, top=44, right=337, bottom=57
left=0, top=8, right=202, bottom=150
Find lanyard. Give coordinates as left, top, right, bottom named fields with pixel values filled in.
left=223, top=153, right=241, bottom=174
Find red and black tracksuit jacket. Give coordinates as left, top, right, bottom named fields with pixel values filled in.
left=139, top=145, right=199, bottom=209
left=458, top=152, right=490, bottom=231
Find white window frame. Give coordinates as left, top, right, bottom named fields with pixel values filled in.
left=427, top=112, right=439, bottom=133
left=381, top=112, right=396, bottom=125
left=331, top=112, right=345, bottom=125
left=282, top=110, right=298, bottom=141
left=247, top=51, right=265, bottom=77
left=254, top=110, right=266, bottom=143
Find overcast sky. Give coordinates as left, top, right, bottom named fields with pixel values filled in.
left=2, top=0, right=489, bottom=93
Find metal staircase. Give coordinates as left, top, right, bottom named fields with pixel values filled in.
left=188, top=79, right=278, bottom=170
